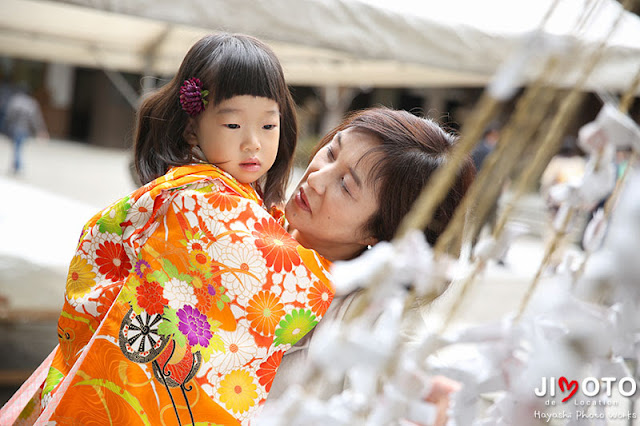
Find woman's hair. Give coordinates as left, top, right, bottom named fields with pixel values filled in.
left=313, top=107, right=475, bottom=246
left=134, top=33, right=297, bottom=207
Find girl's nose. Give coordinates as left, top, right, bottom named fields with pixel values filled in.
left=242, top=133, right=261, bottom=152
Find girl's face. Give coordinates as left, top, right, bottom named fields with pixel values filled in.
left=186, top=95, right=280, bottom=184
left=285, top=127, right=381, bottom=261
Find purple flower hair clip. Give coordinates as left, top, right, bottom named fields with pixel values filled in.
left=179, top=78, right=209, bottom=116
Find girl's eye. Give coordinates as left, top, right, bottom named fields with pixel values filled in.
left=263, top=124, right=277, bottom=130
left=225, top=124, right=240, bottom=129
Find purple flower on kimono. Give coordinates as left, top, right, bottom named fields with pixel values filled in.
left=177, top=305, right=212, bottom=347
left=134, top=259, right=151, bottom=278
left=207, top=284, right=216, bottom=297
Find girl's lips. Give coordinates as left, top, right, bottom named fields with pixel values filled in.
left=295, top=187, right=311, bottom=213
left=240, top=163, right=261, bottom=172
left=240, top=158, right=261, bottom=172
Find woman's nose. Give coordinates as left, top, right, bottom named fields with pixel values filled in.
left=306, top=168, right=326, bottom=195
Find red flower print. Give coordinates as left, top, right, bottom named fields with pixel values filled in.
left=190, top=241, right=204, bottom=251
left=267, top=206, right=285, bottom=226
left=95, top=241, right=131, bottom=282
left=308, top=281, right=334, bottom=316
left=201, top=282, right=229, bottom=314
left=136, top=280, right=168, bottom=315
left=247, top=291, right=285, bottom=336
left=253, top=218, right=301, bottom=273
left=188, top=269, right=208, bottom=290
left=204, top=191, right=240, bottom=211
left=194, top=285, right=213, bottom=314
left=256, top=350, right=284, bottom=392
left=96, top=285, right=121, bottom=318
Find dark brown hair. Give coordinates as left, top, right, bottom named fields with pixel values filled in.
left=313, top=107, right=475, bottom=245
left=134, top=33, right=297, bottom=207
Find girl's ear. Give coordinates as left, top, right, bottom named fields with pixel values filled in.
left=183, top=118, right=199, bottom=146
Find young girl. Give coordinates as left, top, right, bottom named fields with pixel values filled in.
left=134, top=32, right=298, bottom=208
left=2, top=33, right=334, bottom=426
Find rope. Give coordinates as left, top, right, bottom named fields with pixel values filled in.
left=435, top=0, right=631, bottom=330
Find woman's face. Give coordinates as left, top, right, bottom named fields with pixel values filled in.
left=285, top=127, right=381, bottom=261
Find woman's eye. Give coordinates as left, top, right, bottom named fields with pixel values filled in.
left=327, top=147, right=335, bottom=161
left=341, top=177, right=351, bottom=195
left=225, top=124, right=240, bottom=129
left=263, top=124, right=277, bottom=130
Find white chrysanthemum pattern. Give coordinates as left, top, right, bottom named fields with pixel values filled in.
left=164, top=277, right=197, bottom=310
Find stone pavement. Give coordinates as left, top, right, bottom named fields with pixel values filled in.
left=0, top=135, right=553, bottom=406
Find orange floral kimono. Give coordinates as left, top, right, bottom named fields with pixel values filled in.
left=1, top=164, right=334, bottom=425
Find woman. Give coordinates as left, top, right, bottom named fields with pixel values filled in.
left=266, top=107, right=474, bottom=425
left=1, top=107, right=473, bottom=426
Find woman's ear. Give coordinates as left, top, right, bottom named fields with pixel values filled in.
left=183, top=118, right=199, bottom=147
left=360, top=235, right=379, bottom=248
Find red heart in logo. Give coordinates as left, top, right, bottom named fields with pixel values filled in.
left=558, top=376, right=578, bottom=402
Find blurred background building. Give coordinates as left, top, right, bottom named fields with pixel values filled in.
left=1, top=0, right=639, bottom=155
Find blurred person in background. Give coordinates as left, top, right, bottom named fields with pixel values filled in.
left=540, top=136, right=587, bottom=268
left=469, top=122, right=504, bottom=264
left=0, top=74, right=16, bottom=136
left=471, top=122, right=500, bottom=172
left=540, top=136, right=586, bottom=213
left=2, top=82, right=49, bottom=175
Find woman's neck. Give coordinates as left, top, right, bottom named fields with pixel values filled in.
left=289, top=228, right=363, bottom=262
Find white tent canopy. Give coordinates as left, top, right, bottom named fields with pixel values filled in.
left=1, top=0, right=639, bottom=91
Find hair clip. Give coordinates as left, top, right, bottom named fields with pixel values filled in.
left=179, top=78, right=209, bottom=116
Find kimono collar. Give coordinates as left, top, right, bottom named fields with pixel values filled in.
left=141, top=164, right=262, bottom=205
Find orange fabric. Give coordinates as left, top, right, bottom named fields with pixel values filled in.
left=4, top=164, right=334, bottom=425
